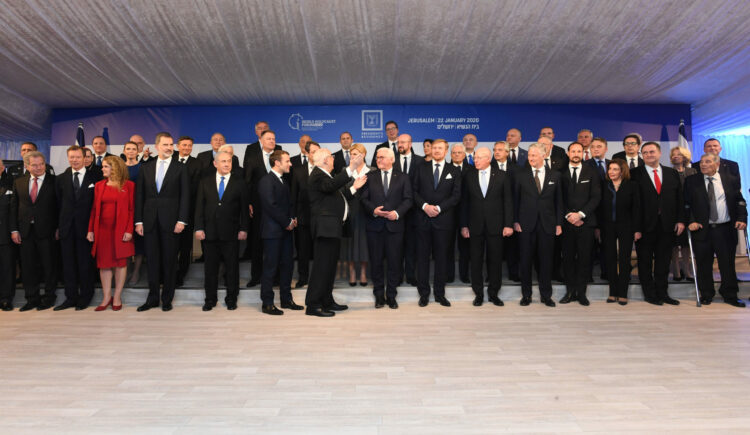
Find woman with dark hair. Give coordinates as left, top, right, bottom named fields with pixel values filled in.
left=598, top=159, right=641, bottom=305
left=87, top=156, right=135, bottom=311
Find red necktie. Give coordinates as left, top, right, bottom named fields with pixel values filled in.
left=653, top=169, right=661, bottom=194
left=30, top=177, right=39, bottom=203
left=584, top=150, right=590, bottom=160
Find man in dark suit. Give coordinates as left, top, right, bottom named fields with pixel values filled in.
left=0, top=179, right=15, bottom=311
left=244, top=128, right=282, bottom=287
left=613, top=134, right=644, bottom=169
left=460, top=147, right=514, bottom=306
left=134, top=132, right=190, bottom=312
left=371, top=120, right=400, bottom=166
left=332, top=131, right=353, bottom=174
left=513, top=143, right=563, bottom=307
left=174, top=136, right=202, bottom=287
left=257, top=150, right=304, bottom=315
left=558, top=142, right=601, bottom=306
left=290, top=134, right=312, bottom=169
left=91, top=136, right=114, bottom=167
left=291, top=141, right=321, bottom=289
left=631, top=141, right=686, bottom=305
left=506, top=128, right=528, bottom=167
left=81, top=147, right=102, bottom=177
left=8, top=142, right=55, bottom=177
left=447, top=143, right=472, bottom=283
left=684, top=153, right=747, bottom=307
left=577, top=129, right=594, bottom=161
left=194, top=150, right=250, bottom=311
left=492, top=141, right=520, bottom=281
left=10, top=151, right=58, bottom=311
left=538, top=136, right=566, bottom=172
left=413, top=139, right=462, bottom=307
left=54, top=145, right=101, bottom=311
left=360, top=147, right=413, bottom=309
left=1, top=160, right=12, bottom=189
left=395, top=134, right=424, bottom=285
left=462, top=133, right=478, bottom=166
left=196, top=133, right=242, bottom=177
left=538, top=136, right=566, bottom=282
left=305, top=148, right=367, bottom=317
left=585, top=137, right=611, bottom=281
left=697, top=138, right=742, bottom=184
left=539, top=127, right=569, bottom=167
left=242, top=120, right=271, bottom=170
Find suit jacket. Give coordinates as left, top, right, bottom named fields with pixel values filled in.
left=585, top=158, right=610, bottom=182
left=194, top=173, right=250, bottom=241
left=508, top=146, right=528, bottom=167
left=332, top=150, right=348, bottom=174
left=258, top=172, right=295, bottom=239
left=360, top=168, right=413, bottom=233
left=692, top=157, right=741, bottom=182
left=412, top=160, right=462, bottom=230
left=631, top=165, right=685, bottom=232
left=196, top=150, right=241, bottom=178
left=514, top=166, right=563, bottom=234
left=394, top=153, right=424, bottom=178
left=599, top=179, right=642, bottom=232
left=308, top=167, right=352, bottom=239
left=0, top=185, right=12, bottom=245
left=88, top=180, right=135, bottom=260
left=135, top=157, right=190, bottom=232
left=10, top=173, right=58, bottom=238
left=559, top=164, right=601, bottom=228
left=242, top=142, right=283, bottom=208
left=684, top=172, right=747, bottom=230
left=0, top=169, right=13, bottom=189
left=371, top=140, right=398, bottom=166
left=460, top=167, right=514, bottom=236
left=290, top=153, right=311, bottom=169
left=544, top=155, right=566, bottom=172
left=612, top=151, right=644, bottom=168
left=290, top=163, right=314, bottom=226
left=174, top=155, right=202, bottom=219
left=9, top=163, right=55, bottom=178
left=56, top=167, right=102, bottom=239
left=550, top=145, right=569, bottom=166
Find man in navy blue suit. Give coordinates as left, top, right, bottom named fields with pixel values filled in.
left=506, top=128, right=527, bottom=167
left=696, top=138, right=742, bottom=184
left=360, top=147, right=413, bottom=309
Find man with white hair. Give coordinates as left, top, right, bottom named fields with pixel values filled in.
left=305, top=148, right=367, bottom=317
left=449, top=143, right=472, bottom=283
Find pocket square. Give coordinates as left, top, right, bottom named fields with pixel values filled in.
left=88, top=183, right=95, bottom=188
left=548, top=181, right=555, bottom=185
left=4, top=190, right=12, bottom=195
left=581, top=180, right=590, bottom=184
left=446, top=174, right=453, bottom=180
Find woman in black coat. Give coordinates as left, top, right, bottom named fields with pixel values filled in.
left=597, top=159, right=642, bottom=305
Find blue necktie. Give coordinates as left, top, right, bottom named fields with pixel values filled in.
left=218, top=176, right=225, bottom=200
left=467, top=154, right=474, bottom=165
left=433, top=163, right=440, bottom=189
left=156, top=160, right=166, bottom=193
left=597, top=159, right=605, bottom=179
left=96, top=156, right=102, bottom=166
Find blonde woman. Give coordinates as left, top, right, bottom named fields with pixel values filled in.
left=341, top=143, right=371, bottom=286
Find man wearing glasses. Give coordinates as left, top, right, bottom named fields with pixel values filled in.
left=613, top=134, right=644, bottom=169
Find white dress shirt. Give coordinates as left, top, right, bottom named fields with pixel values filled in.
left=705, top=172, right=730, bottom=224
left=216, top=171, right=231, bottom=192
left=28, top=173, right=46, bottom=194
left=71, top=167, right=87, bottom=185
left=646, top=164, right=662, bottom=191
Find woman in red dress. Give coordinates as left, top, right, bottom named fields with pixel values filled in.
left=87, top=156, right=135, bottom=311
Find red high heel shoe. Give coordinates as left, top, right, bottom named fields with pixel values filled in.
left=95, top=298, right=113, bottom=311
left=112, top=301, right=122, bottom=311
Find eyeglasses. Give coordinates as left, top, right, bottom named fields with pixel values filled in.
left=385, top=127, right=398, bottom=131
left=623, top=141, right=639, bottom=146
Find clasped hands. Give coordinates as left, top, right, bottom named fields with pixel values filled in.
left=374, top=206, right=398, bottom=221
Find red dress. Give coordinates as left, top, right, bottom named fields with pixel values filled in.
left=96, top=185, right=126, bottom=268
left=89, top=181, right=135, bottom=269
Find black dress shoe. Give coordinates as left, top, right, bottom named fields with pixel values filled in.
left=418, top=295, right=429, bottom=307
left=325, top=301, right=348, bottom=311
left=488, top=296, right=504, bottom=306
left=359, top=281, right=367, bottom=287
left=37, top=301, right=54, bottom=311
left=541, top=297, right=556, bottom=307
left=294, top=280, right=308, bottom=289
left=176, top=278, right=184, bottom=288
left=578, top=296, right=590, bottom=306
left=662, top=297, right=680, bottom=306
left=461, top=278, right=471, bottom=284
left=559, top=293, right=575, bottom=304
left=137, top=303, right=157, bottom=312
left=305, top=307, right=334, bottom=317
left=509, top=274, right=521, bottom=282
left=75, top=302, right=89, bottom=310
left=606, top=298, right=617, bottom=303
left=281, top=300, right=304, bottom=310
left=645, top=298, right=663, bottom=306
left=520, top=296, right=531, bottom=306
left=673, top=274, right=683, bottom=282
left=406, top=278, right=418, bottom=286
left=202, top=303, right=214, bottom=311
left=552, top=274, right=564, bottom=282
left=472, top=296, right=483, bottom=306
left=262, top=305, right=284, bottom=315
left=700, top=297, right=712, bottom=305
left=375, top=296, right=385, bottom=309
left=386, top=298, right=398, bottom=309
left=246, top=279, right=261, bottom=288
left=685, top=277, right=695, bottom=283
left=1, top=302, right=13, bottom=311
left=349, top=281, right=357, bottom=287
left=20, top=302, right=38, bottom=312
left=226, top=301, right=238, bottom=310
left=53, top=300, right=76, bottom=311
left=724, top=298, right=746, bottom=308
left=435, top=296, right=451, bottom=307
left=162, top=303, right=173, bottom=312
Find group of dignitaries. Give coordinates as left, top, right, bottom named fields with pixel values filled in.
left=0, top=120, right=747, bottom=316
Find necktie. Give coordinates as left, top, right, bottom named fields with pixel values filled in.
left=630, top=158, right=635, bottom=169
left=480, top=170, right=488, bottom=197
left=467, top=154, right=474, bottom=165
left=264, top=153, right=271, bottom=172
left=653, top=169, right=661, bottom=194
left=218, top=176, right=225, bottom=200
left=707, top=176, right=719, bottom=222
left=584, top=150, right=590, bottom=160
left=344, top=150, right=350, bottom=166
left=597, top=160, right=605, bottom=179
left=383, top=171, right=389, bottom=195
left=571, top=166, right=578, bottom=185
left=500, top=162, right=504, bottom=171
left=545, top=158, right=550, bottom=170
left=302, top=155, right=307, bottom=166
left=73, top=171, right=80, bottom=193
left=96, top=156, right=102, bottom=166
left=433, top=163, right=440, bottom=189
left=156, top=160, right=166, bottom=193
left=534, top=170, right=542, bottom=193
left=180, top=157, right=186, bottom=164
left=403, top=156, right=408, bottom=173
left=392, top=142, right=398, bottom=156
left=30, top=177, right=39, bottom=203
left=511, top=149, right=517, bottom=164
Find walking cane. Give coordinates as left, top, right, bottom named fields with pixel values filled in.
left=686, top=229, right=701, bottom=307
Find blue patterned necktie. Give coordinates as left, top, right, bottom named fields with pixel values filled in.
left=219, top=176, right=225, bottom=200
